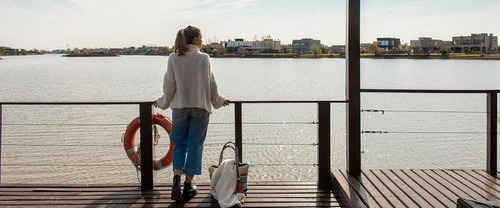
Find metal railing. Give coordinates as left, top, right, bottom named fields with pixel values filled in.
left=0, top=100, right=346, bottom=190
left=360, top=89, right=498, bottom=176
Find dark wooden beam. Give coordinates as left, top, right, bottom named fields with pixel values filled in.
left=0, top=104, right=2, bottom=185
left=235, top=103, right=243, bottom=162
left=318, top=102, right=332, bottom=189
left=346, top=0, right=361, bottom=175
left=139, top=103, right=154, bottom=190
left=487, top=93, right=497, bottom=176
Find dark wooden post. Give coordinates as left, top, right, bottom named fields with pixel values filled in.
left=346, top=0, right=361, bottom=175
left=0, top=104, right=2, bottom=185
left=318, top=102, right=332, bottom=189
left=235, top=102, right=243, bottom=162
left=487, top=93, right=497, bottom=176
left=139, top=102, right=154, bottom=190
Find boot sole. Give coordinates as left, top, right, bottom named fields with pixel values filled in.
left=171, top=190, right=183, bottom=201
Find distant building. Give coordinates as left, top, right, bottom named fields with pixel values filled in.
left=377, top=37, right=401, bottom=50
left=451, top=33, right=498, bottom=53
left=331, top=45, right=345, bottom=53
left=51, top=49, right=66, bottom=54
left=292, top=38, right=321, bottom=53
left=410, top=37, right=444, bottom=53
left=221, top=38, right=281, bottom=53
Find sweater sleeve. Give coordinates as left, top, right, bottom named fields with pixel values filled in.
left=157, top=57, right=176, bottom=110
left=208, top=58, right=226, bottom=109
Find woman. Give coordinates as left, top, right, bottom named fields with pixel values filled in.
left=154, top=25, right=229, bottom=201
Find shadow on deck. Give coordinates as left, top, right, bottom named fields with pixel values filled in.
left=332, top=169, right=500, bottom=208
left=0, top=182, right=349, bottom=207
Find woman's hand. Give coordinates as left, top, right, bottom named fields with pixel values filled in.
left=223, top=99, right=230, bottom=106
left=153, top=101, right=159, bottom=108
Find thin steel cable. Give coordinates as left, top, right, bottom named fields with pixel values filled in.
left=0, top=142, right=318, bottom=147
left=1, top=163, right=317, bottom=167
left=361, top=109, right=487, bottom=114
left=361, top=131, right=490, bottom=134
left=1, top=121, right=316, bottom=126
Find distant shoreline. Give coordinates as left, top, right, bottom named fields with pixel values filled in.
left=63, top=54, right=118, bottom=57
left=2, top=53, right=499, bottom=60
left=209, top=53, right=500, bottom=60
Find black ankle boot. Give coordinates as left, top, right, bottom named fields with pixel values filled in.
left=171, top=175, right=182, bottom=201
left=182, top=182, right=197, bottom=201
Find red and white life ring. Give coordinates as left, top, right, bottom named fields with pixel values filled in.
left=123, top=113, right=174, bottom=170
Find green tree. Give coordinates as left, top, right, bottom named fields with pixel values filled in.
left=436, top=45, right=448, bottom=56
left=368, top=43, right=379, bottom=54
left=214, top=44, right=226, bottom=55
left=311, top=44, right=322, bottom=58
left=237, top=46, right=246, bottom=56
left=411, top=45, right=422, bottom=55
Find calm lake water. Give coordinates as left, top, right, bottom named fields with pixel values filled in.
left=0, top=54, right=499, bottom=184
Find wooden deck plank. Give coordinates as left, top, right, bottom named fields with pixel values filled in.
left=391, top=170, right=445, bottom=207
left=370, top=169, right=419, bottom=207
left=0, top=182, right=347, bottom=207
left=470, top=170, right=500, bottom=184
left=380, top=169, right=433, bottom=207
left=362, top=170, right=406, bottom=207
left=417, top=169, right=474, bottom=202
left=445, top=170, right=500, bottom=201
left=0, top=194, right=340, bottom=201
left=400, top=169, right=456, bottom=207
left=429, top=170, right=489, bottom=201
left=338, top=170, right=381, bottom=207
left=331, top=170, right=367, bottom=208
left=356, top=170, right=394, bottom=208
left=453, top=170, right=500, bottom=200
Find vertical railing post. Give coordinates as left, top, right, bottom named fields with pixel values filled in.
left=346, top=0, right=361, bottom=175
left=139, top=102, right=154, bottom=190
left=0, top=104, right=2, bottom=185
left=487, top=93, right=497, bottom=176
left=318, top=102, right=332, bottom=189
left=235, top=102, right=243, bottom=162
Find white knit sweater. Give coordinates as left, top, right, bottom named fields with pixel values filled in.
left=156, top=45, right=226, bottom=113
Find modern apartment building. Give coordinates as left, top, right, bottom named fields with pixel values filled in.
left=292, top=38, right=321, bottom=53
left=221, top=38, right=281, bottom=53
left=410, top=37, right=444, bottom=53
left=377, top=37, right=401, bottom=50
left=451, top=33, right=498, bottom=53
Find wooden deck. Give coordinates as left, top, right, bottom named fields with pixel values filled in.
left=0, top=182, right=348, bottom=207
left=332, top=169, right=500, bottom=208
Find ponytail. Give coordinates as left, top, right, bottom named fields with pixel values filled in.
left=174, top=25, right=201, bottom=56
left=174, top=29, right=189, bottom=56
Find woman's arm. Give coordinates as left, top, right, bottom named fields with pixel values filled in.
left=156, top=57, right=176, bottom=109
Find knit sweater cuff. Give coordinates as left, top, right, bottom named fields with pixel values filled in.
left=156, top=94, right=170, bottom=110
left=213, top=95, right=226, bottom=109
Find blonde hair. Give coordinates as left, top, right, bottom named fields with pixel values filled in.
left=174, top=25, right=201, bottom=56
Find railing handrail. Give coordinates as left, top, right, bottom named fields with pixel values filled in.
left=0, top=101, right=154, bottom=105
left=361, top=89, right=500, bottom=93
left=229, top=100, right=347, bottom=103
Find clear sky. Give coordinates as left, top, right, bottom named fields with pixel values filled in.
left=1, top=0, right=499, bottom=50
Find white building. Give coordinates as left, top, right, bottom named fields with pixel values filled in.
left=221, top=38, right=281, bottom=52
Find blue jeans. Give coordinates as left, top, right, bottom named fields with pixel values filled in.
left=172, top=108, right=210, bottom=175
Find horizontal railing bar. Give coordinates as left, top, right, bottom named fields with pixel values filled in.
left=229, top=100, right=347, bottom=103
left=0, top=101, right=154, bottom=105
left=361, top=89, right=500, bottom=93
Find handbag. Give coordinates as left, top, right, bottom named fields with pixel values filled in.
left=209, top=141, right=252, bottom=194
